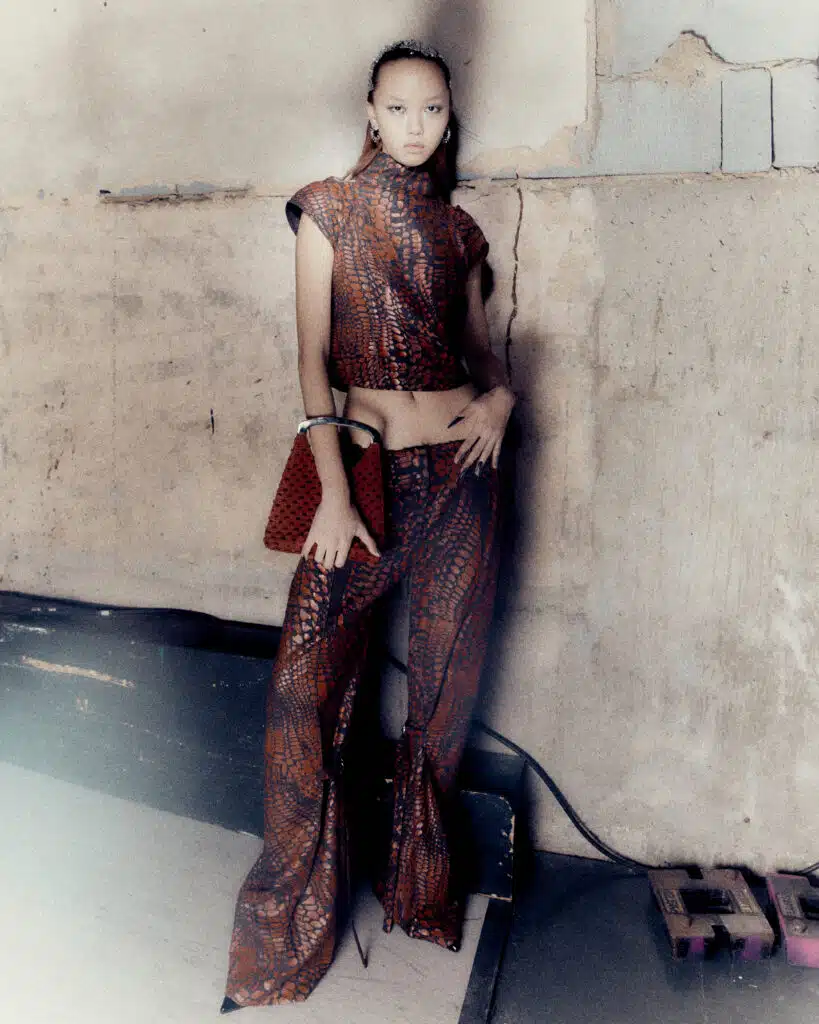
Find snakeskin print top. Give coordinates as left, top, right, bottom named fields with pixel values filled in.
left=285, top=149, right=489, bottom=392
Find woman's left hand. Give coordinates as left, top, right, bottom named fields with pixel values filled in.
left=450, top=385, right=516, bottom=473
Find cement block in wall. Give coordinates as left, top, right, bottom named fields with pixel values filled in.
left=721, top=69, right=772, bottom=173
left=608, top=0, right=819, bottom=74
left=587, top=79, right=722, bottom=176
left=773, top=64, right=819, bottom=168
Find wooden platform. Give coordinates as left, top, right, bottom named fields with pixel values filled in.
left=0, top=760, right=490, bottom=1024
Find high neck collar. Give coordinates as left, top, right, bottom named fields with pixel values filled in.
left=357, top=148, right=437, bottom=197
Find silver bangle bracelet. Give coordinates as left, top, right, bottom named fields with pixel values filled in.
left=297, top=416, right=382, bottom=446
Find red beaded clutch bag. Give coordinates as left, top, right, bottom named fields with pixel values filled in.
left=263, top=417, right=385, bottom=564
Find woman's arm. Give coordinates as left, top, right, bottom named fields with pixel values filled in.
left=450, top=262, right=516, bottom=471
left=460, top=262, right=511, bottom=395
left=294, top=213, right=347, bottom=495
left=293, top=213, right=379, bottom=565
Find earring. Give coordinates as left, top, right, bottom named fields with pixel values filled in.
left=443, top=126, right=451, bottom=144
left=369, top=123, right=381, bottom=144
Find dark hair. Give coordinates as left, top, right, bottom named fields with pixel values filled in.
left=345, top=40, right=458, bottom=200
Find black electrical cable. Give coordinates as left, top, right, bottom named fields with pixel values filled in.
left=385, top=651, right=819, bottom=878
left=473, top=719, right=656, bottom=873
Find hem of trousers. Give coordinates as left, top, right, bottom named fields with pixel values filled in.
left=224, top=947, right=330, bottom=1008
left=225, top=892, right=464, bottom=1008
left=381, top=914, right=463, bottom=951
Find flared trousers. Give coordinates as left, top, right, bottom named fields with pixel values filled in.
left=224, top=440, right=501, bottom=1006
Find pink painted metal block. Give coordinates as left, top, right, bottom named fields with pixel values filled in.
left=766, top=874, right=819, bottom=968
left=649, top=869, right=774, bottom=961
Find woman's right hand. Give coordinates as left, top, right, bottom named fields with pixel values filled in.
left=302, top=491, right=381, bottom=569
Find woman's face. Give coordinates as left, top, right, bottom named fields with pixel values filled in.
left=367, top=58, right=451, bottom=167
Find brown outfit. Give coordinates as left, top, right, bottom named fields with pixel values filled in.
left=285, top=149, right=489, bottom=391
left=222, top=151, right=499, bottom=1009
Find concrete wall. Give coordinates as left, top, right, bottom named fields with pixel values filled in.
left=0, top=0, right=587, bottom=200
left=2, top=0, right=819, bottom=870
left=476, top=173, right=819, bottom=869
left=552, top=2, right=819, bottom=176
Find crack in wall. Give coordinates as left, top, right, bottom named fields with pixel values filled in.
left=607, top=31, right=729, bottom=85
left=719, top=78, right=724, bottom=168
left=504, top=180, right=524, bottom=383
left=679, top=29, right=728, bottom=66
left=606, top=30, right=818, bottom=84
left=580, top=25, right=819, bottom=179
left=584, top=0, right=605, bottom=159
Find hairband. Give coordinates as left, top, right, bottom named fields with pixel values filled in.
left=368, top=39, right=450, bottom=91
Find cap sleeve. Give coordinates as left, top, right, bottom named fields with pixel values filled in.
left=453, top=205, right=489, bottom=269
left=285, top=179, right=343, bottom=246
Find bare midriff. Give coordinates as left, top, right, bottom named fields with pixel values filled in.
left=343, top=382, right=478, bottom=450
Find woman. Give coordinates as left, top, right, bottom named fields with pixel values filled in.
left=222, top=39, right=515, bottom=1010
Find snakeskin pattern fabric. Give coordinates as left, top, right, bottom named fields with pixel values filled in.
left=285, top=151, right=489, bottom=392
left=223, top=441, right=500, bottom=1007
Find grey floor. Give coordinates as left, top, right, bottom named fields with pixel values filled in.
left=492, top=853, right=819, bottom=1024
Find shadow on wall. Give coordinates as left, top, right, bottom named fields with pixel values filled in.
left=479, top=328, right=547, bottom=713
left=341, top=1, right=490, bottom=181
left=418, top=0, right=486, bottom=183
left=67, top=0, right=490, bottom=192
left=373, top=3, right=555, bottom=742
left=363, top=2, right=557, bottom=739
